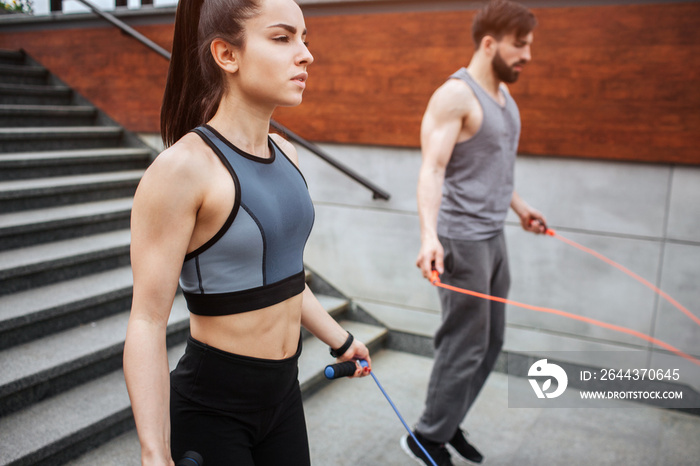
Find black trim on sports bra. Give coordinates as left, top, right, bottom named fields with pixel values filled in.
left=184, top=128, right=243, bottom=262
left=183, top=270, right=306, bottom=315
left=204, top=124, right=276, bottom=164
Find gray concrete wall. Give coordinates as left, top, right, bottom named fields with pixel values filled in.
left=296, top=143, right=700, bottom=390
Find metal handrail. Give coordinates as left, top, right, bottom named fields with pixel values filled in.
left=72, top=0, right=170, bottom=60
left=269, top=122, right=391, bottom=200
left=72, top=0, right=391, bottom=201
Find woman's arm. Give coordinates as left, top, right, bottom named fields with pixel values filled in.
left=124, top=140, right=203, bottom=466
left=299, top=286, right=372, bottom=376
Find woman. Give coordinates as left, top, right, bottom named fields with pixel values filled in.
left=123, top=0, right=372, bottom=465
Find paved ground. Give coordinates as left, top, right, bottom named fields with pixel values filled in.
left=304, top=350, right=700, bottom=466
left=68, top=349, right=700, bottom=465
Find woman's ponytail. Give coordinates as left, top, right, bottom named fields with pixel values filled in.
left=160, top=0, right=206, bottom=147
left=160, top=0, right=260, bottom=148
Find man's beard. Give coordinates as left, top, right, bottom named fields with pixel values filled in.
left=492, top=51, right=523, bottom=83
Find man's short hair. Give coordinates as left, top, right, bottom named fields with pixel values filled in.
left=472, top=0, right=537, bottom=48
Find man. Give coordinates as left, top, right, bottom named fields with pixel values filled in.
left=402, top=1, right=546, bottom=465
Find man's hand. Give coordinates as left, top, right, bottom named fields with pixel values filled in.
left=518, top=207, right=547, bottom=234
left=416, top=236, right=445, bottom=279
left=511, top=191, right=547, bottom=234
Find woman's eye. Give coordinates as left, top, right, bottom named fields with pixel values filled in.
left=273, top=36, right=290, bottom=42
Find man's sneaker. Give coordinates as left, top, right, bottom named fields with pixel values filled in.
left=448, top=429, right=483, bottom=464
left=400, top=431, right=454, bottom=466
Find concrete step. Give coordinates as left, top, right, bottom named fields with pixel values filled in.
left=0, top=294, right=189, bottom=418
left=0, top=49, right=24, bottom=65
left=0, top=104, right=96, bottom=128
left=0, top=63, right=48, bottom=85
left=0, top=83, right=72, bottom=106
left=0, top=126, right=123, bottom=152
left=0, top=147, right=150, bottom=180
left=0, top=170, right=142, bottom=213
left=0, top=342, right=186, bottom=466
left=0, top=300, right=386, bottom=466
left=0, top=266, right=133, bottom=350
left=0, top=197, right=133, bottom=250
left=0, top=229, right=131, bottom=296
left=65, top=430, right=141, bottom=466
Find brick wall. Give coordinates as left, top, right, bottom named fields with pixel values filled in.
left=2, top=1, right=698, bottom=164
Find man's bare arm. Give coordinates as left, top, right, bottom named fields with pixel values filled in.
left=416, top=80, right=473, bottom=278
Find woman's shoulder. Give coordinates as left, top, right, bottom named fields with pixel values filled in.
left=138, top=132, right=218, bottom=196
left=151, top=132, right=215, bottom=176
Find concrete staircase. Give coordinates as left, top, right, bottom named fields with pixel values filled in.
left=0, top=49, right=390, bottom=465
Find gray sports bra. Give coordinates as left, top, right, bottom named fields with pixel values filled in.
left=178, top=125, right=315, bottom=315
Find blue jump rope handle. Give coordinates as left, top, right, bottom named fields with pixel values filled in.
left=176, top=451, right=203, bottom=466
left=324, top=360, right=368, bottom=379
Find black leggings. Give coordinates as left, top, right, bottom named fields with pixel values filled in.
left=170, top=336, right=310, bottom=466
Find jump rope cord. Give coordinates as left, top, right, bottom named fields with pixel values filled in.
left=547, top=229, right=700, bottom=328
left=326, top=360, right=438, bottom=465
left=429, top=228, right=700, bottom=367
left=367, top=367, right=439, bottom=466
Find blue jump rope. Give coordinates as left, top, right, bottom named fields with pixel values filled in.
left=325, top=360, right=439, bottom=466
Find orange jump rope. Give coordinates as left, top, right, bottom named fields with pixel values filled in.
left=429, top=225, right=700, bottom=367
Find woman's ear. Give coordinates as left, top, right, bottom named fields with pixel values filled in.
left=210, top=39, right=239, bottom=74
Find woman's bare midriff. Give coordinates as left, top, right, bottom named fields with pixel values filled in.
left=188, top=292, right=304, bottom=360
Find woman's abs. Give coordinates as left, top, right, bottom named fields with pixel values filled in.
left=188, top=293, right=303, bottom=360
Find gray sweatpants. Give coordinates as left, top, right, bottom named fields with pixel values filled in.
left=416, top=232, right=510, bottom=442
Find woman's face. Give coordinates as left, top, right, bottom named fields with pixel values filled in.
left=233, top=0, right=313, bottom=109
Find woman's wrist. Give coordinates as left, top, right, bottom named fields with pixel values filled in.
left=329, top=331, right=353, bottom=358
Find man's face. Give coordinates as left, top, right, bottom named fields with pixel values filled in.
left=491, top=32, right=533, bottom=83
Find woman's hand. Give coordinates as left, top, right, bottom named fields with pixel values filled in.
left=337, top=339, right=372, bottom=377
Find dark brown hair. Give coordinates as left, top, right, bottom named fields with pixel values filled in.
left=472, top=0, right=537, bottom=48
left=161, top=0, right=261, bottom=147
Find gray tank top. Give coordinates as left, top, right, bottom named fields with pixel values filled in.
left=437, top=68, right=520, bottom=241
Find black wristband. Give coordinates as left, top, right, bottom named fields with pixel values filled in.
left=329, top=332, right=354, bottom=358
